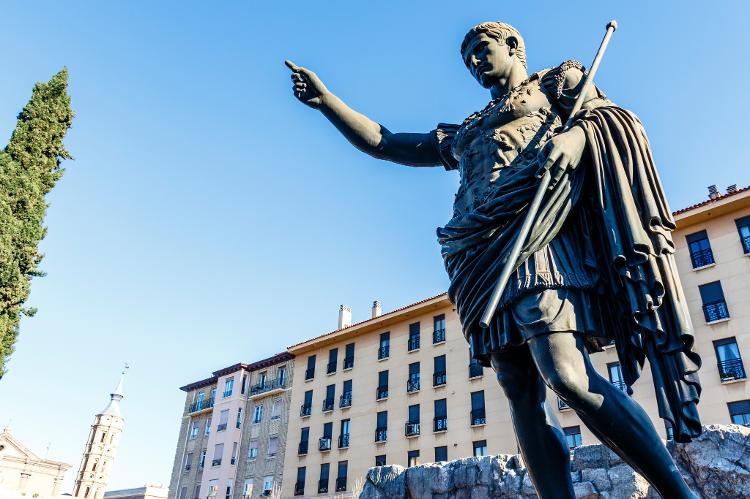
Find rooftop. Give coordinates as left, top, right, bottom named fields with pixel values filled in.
left=673, top=184, right=750, bottom=230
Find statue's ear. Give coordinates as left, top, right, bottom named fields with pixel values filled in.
left=506, top=36, right=518, bottom=57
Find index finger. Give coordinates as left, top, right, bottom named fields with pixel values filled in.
left=284, top=59, right=300, bottom=71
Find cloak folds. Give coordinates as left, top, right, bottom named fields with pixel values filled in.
left=437, top=105, right=702, bottom=442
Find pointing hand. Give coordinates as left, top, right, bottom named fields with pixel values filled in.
left=285, top=60, right=330, bottom=109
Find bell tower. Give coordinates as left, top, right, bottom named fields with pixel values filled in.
left=73, top=365, right=128, bottom=499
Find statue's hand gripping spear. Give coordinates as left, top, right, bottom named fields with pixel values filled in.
left=479, top=20, right=618, bottom=329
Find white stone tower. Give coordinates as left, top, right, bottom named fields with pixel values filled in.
left=73, top=365, right=128, bottom=499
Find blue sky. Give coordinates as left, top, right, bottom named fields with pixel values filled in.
left=0, top=0, right=747, bottom=492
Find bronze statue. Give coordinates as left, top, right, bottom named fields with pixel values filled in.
left=286, top=21, right=701, bottom=498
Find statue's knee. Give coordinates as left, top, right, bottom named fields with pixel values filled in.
left=496, top=370, right=539, bottom=401
left=545, top=370, right=589, bottom=403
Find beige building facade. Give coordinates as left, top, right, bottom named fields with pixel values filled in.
left=168, top=353, right=294, bottom=499
left=0, top=428, right=70, bottom=497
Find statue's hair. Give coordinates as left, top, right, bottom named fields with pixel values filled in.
left=461, top=22, right=527, bottom=71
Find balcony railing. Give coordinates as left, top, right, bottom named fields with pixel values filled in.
left=217, top=423, right=227, bottom=432
left=690, top=247, right=715, bottom=268
left=249, top=377, right=286, bottom=396
left=212, top=458, right=221, bottom=466
left=408, top=336, right=420, bottom=351
left=375, top=428, right=388, bottom=442
left=305, top=367, right=315, bottom=380
left=322, top=398, right=335, bottom=412
left=376, top=386, right=389, bottom=400
left=327, top=361, right=337, bottom=374
left=558, top=398, right=570, bottom=410
left=338, top=433, right=350, bottom=448
left=319, top=437, right=332, bottom=451
left=189, top=397, right=215, bottom=413
left=471, top=409, right=486, bottom=426
left=378, top=345, right=390, bottom=360
left=610, top=379, right=627, bottom=392
left=405, top=422, right=420, bottom=437
left=336, top=477, right=347, bottom=492
left=718, top=358, right=747, bottom=382
left=298, top=441, right=308, bottom=455
left=318, top=480, right=329, bottom=494
left=742, top=234, right=750, bottom=253
left=469, top=363, right=483, bottom=378
left=294, top=482, right=305, bottom=496
left=433, top=328, right=446, bottom=343
left=343, top=356, right=354, bottom=369
left=704, top=301, right=730, bottom=322
left=433, top=372, right=447, bottom=387
left=300, top=404, right=312, bottom=417
left=340, top=392, right=352, bottom=408
left=434, top=416, right=448, bottom=432
left=407, top=376, right=420, bottom=393
left=230, top=456, right=236, bottom=465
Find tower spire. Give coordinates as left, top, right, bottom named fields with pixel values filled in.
left=100, top=362, right=128, bottom=417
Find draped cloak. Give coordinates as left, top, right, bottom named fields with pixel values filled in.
left=436, top=87, right=702, bottom=442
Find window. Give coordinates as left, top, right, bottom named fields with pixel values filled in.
left=262, top=476, right=273, bottom=496
left=207, top=480, right=218, bottom=499
left=278, top=366, right=287, bottom=387
left=336, top=461, right=348, bottom=492
left=223, top=377, right=234, bottom=398
left=700, top=281, right=730, bottom=322
left=236, top=408, right=243, bottom=429
left=340, top=379, right=352, bottom=408
left=179, top=487, right=187, bottom=499
left=258, top=371, right=267, bottom=389
left=712, top=339, right=745, bottom=384
left=375, top=454, right=386, bottom=466
left=435, top=446, right=448, bottom=462
left=190, top=421, right=199, bottom=439
left=318, top=463, right=330, bottom=494
left=241, top=373, right=247, bottom=395
left=299, top=427, right=310, bottom=455
left=320, top=422, right=333, bottom=451
left=253, top=404, right=263, bottom=423
left=564, top=426, right=582, bottom=448
left=212, top=443, right=224, bottom=466
left=379, top=332, right=390, bottom=359
left=433, top=314, right=446, bottom=343
left=199, top=449, right=206, bottom=468
left=305, top=355, right=316, bottom=380
left=204, top=417, right=211, bottom=437
left=407, top=362, right=420, bottom=393
left=230, top=442, right=238, bottom=465
left=736, top=215, right=750, bottom=253
left=268, top=436, right=280, bottom=457
left=210, top=387, right=216, bottom=401
left=434, top=399, right=447, bottom=432
left=184, top=452, right=193, bottom=471
left=433, top=355, right=447, bottom=386
left=328, top=347, right=338, bottom=374
left=376, top=411, right=388, bottom=442
left=271, top=398, right=282, bottom=419
left=295, top=467, right=306, bottom=496
left=473, top=440, right=488, bottom=457
left=242, top=479, right=253, bottom=497
left=248, top=443, right=258, bottom=459
left=339, top=419, right=350, bottom=448
left=408, top=322, right=420, bottom=351
left=194, top=485, right=201, bottom=499
left=471, top=390, right=486, bottom=425
left=344, top=342, right=355, bottom=369
left=469, top=359, right=483, bottom=378
left=323, top=384, right=335, bottom=412
left=377, top=370, right=389, bottom=400
left=301, top=390, right=313, bottom=417
left=217, top=409, right=229, bottom=431
left=407, top=450, right=420, bottom=467
left=686, top=230, right=715, bottom=268
left=225, top=481, right=232, bottom=499
left=406, top=404, right=420, bottom=436
left=607, top=363, right=627, bottom=392
left=194, top=391, right=205, bottom=411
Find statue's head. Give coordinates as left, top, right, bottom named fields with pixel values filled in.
left=461, top=22, right=527, bottom=88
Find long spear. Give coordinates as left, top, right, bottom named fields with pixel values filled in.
left=479, top=20, right=618, bottom=328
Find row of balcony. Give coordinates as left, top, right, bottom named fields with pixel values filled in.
left=188, top=397, right=215, bottom=413
left=250, top=377, right=287, bottom=396
left=306, top=356, right=355, bottom=380
left=294, top=477, right=347, bottom=495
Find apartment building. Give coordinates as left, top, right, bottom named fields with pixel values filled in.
left=168, top=352, right=294, bottom=499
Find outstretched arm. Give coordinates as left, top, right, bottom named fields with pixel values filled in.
left=285, top=60, right=442, bottom=167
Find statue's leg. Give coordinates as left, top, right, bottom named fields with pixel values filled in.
left=490, top=348, right=575, bottom=499
left=526, top=332, right=697, bottom=499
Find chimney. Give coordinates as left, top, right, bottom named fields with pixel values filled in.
left=708, top=185, right=720, bottom=200
left=727, top=184, right=738, bottom=194
left=338, top=305, right=352, bottom=330
left=372, top=300, right=382, bottom=318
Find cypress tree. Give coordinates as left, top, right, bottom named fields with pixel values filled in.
left=0, top=69, right=73, bottom=378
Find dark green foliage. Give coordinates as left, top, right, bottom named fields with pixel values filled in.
left=0, top=69, right=73, bottom=378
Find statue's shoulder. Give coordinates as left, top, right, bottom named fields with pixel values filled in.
left=538, top=60, right=585, bottom=99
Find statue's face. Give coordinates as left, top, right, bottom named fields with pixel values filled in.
left=462, top=33, right=513, bottom=88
